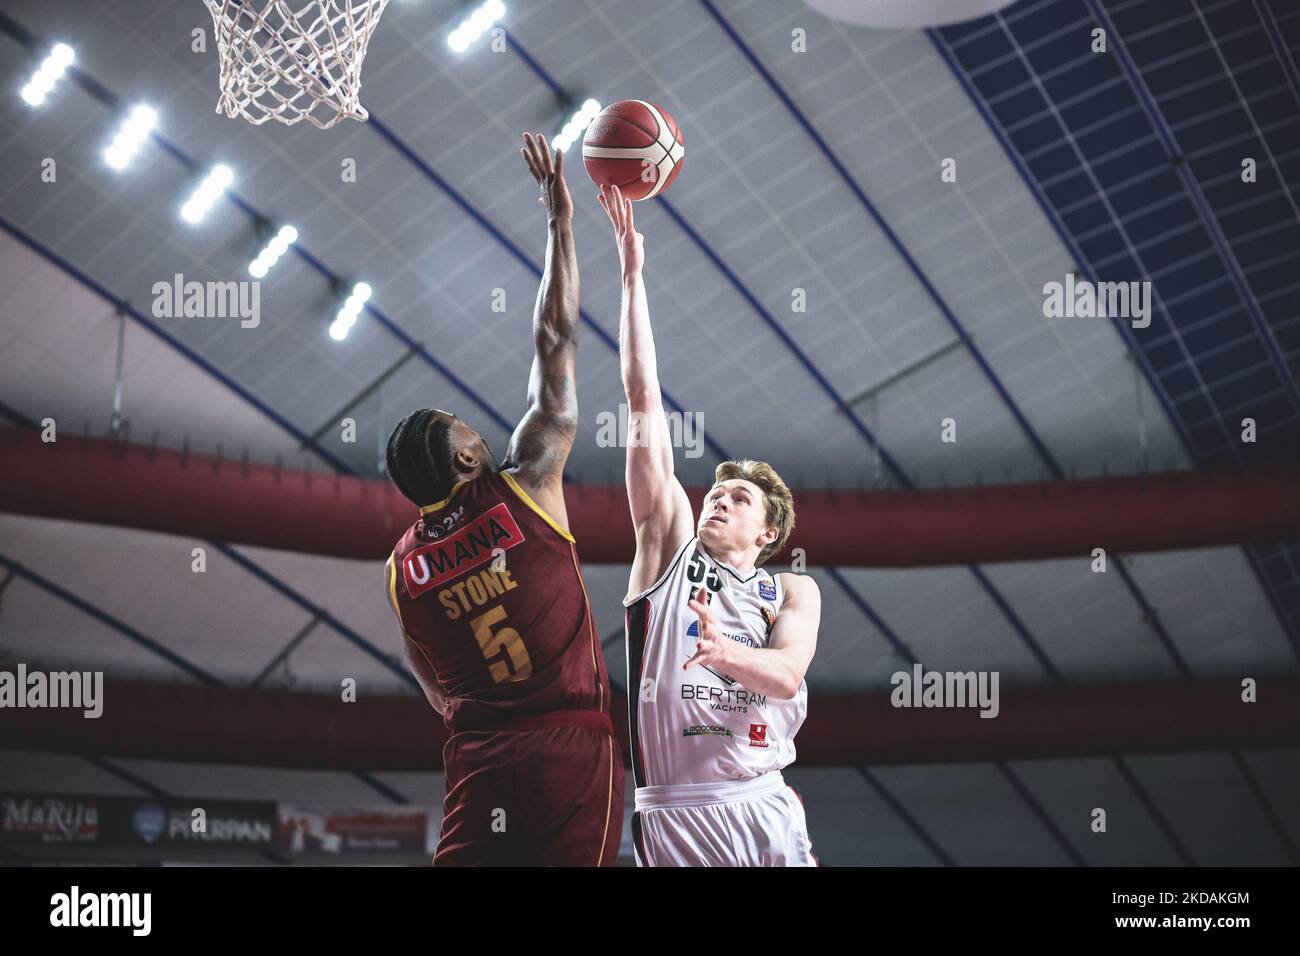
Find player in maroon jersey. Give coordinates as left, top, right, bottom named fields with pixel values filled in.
left=383, top=133, right=622, bottom=866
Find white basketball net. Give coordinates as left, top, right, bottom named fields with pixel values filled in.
left=204, top=0, right=391, bottom=129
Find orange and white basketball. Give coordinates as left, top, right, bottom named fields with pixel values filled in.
left=581, top=100, right=684, bottom=201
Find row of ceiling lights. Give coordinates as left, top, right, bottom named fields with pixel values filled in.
left=18, top=4, right=601, bottom=342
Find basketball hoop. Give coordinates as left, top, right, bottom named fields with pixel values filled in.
left=204, top=0, right=391, bottom=129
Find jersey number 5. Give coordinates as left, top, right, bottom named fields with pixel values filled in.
left=470, top=605, right=533, bottom=683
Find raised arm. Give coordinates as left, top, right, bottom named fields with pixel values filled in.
left=504, top=134, right=579, bottom=525
left=597, top=185, right=693, bottom=596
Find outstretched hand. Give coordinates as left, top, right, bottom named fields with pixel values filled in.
left=684, top=588, right=732, bottom=672
left=521, top=132, right=572, bottom=223
left=597, top=183, right=645, bottom=276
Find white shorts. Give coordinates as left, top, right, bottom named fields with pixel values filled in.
left=632, top=771, right=817, bottom=867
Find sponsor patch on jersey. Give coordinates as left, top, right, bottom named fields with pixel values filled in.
left=749, top=723, right=769, bottom=748
left=687, top=620, right=758, bottom=647
left=758, top=579, right=777, bottom=601
left=682, top=684, right=766, bottom=712
left=418, top=505, right=466, bottom=541
left=402, top=502, right=525, bottom=598
left=686, top=620, right=758, bottom=686
left=682, top=724, right=733, bottom=738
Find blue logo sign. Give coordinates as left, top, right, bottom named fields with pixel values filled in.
left=133, top=803, right=167, bottom=844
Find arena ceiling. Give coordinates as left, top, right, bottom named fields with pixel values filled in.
left=0, top=0, right=1296, bottom=865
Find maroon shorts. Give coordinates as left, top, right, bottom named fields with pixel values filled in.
left=435, top=710, right=624, bottom=867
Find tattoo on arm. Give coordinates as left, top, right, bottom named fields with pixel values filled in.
left=508, top=367, right=576, bottom=483
left=508, top=135, right=580, bottom=483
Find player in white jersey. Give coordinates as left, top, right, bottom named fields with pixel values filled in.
left=598, top=184, right=823, bottom=867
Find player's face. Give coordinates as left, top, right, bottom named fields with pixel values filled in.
left=431, top=410, right=497, bottom=477
left=697, top=479, right=774, bottom=556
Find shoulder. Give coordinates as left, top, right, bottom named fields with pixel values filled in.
left=500, top=462, right=548, bottom=492
left=776, top=572, right=819, bottom=603
left=499, top=466, right=573, bottom=542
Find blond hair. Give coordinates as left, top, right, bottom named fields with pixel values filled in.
left=713, top=459, right=795, bottom=565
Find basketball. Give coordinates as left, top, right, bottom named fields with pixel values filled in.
left=581, top=99, right=685, bottom=200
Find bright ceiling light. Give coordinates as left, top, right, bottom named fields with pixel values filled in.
left=447, top=0, right=505, bottom=53
left=249, top=225, right=299, bottom=278
left=330, top=281, right=372, bottom=340
left=180, top=164, right=234, bottom=224
left=553, top=98, right=601, bottom=153
left=20, top=43, right=74, bottom=107
left=103, top=104, right=157, bottom=171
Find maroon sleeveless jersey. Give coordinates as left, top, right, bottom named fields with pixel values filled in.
left=386, top=469, right=611, bottom=731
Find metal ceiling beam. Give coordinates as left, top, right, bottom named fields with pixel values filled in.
left=843, top=338, right=965, bottom=408
left=252, top=613, right=323, bottom=688
left=1255, top=0, right=1300, bottom=110
left=0, top=552, right=218, bottom=686
left=0, top=216, right=351, bottom=474
left=854, top=767, right=956, bottom=866
left=1229, top=749, right=1300, bottom=865
left=302, top=343, right=426, bottom=452
left=1109, top=753, right=1196, bottom=866
left=995, top=761, right=1087, bottom=867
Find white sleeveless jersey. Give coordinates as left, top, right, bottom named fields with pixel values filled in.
left=623, top=536, right=808, bottom=787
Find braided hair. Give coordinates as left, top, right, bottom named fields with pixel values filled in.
left=385, top=409, right=457, bottom=507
